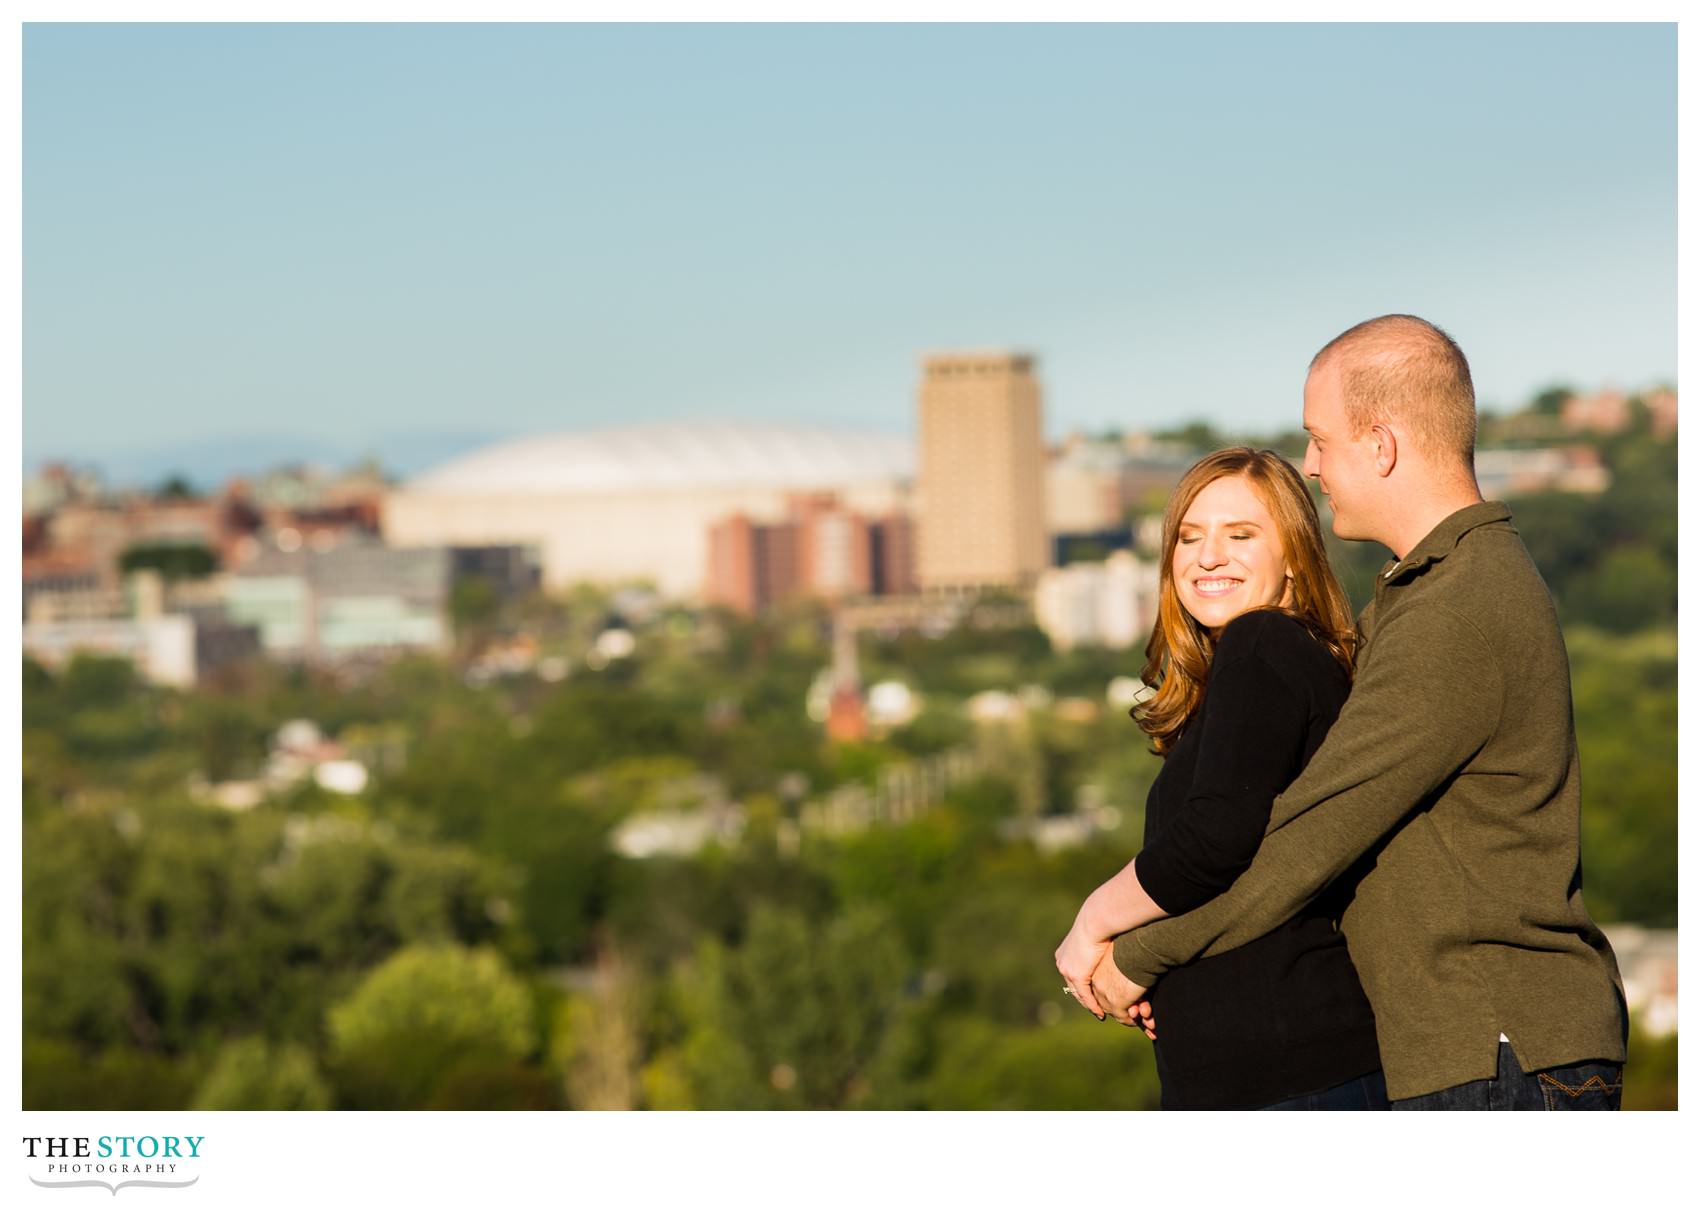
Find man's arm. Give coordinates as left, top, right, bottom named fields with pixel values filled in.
left=1111, top=602, right=1504, bottom=987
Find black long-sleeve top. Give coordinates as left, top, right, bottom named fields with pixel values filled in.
left=1133, top=610, right=1382, bottom=1110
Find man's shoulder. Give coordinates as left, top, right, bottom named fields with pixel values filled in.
left=1399, top=521, right=1553, bottom=617
left=1454, top=516, right=1537, bottom=567
left=1367, top=523, right=1562, bottom=680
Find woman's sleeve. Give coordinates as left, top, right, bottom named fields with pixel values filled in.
left=1132, top=651, right=1309, bottom=915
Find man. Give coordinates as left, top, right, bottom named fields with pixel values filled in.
left=1091, top=315, right=1627, bottom=1110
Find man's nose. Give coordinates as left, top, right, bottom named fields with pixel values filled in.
left=1302, top=440, right=1320, bottom=479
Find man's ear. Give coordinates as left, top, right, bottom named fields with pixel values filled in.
left=1369, top=423, right=1398, bottom=478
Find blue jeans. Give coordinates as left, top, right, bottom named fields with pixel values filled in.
left=1392, top=1041, right=1623, bottom=1111
left=1260, top=1070, right=1390, bottom=1111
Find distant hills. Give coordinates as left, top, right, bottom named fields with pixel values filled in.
left=22, top=431, right=503, bottom=492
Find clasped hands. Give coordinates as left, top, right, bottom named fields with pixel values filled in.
left=1055, top=925, right=1157, bottom=1039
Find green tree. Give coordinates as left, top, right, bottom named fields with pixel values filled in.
left=1156, top=421, right=1227, bottom=452
left=119, top=542, right=218, bottom=580
left=23, top=1040, right=197, bottom=1111
left=180, top=697, right=270, bottom=781
left=326, top=943, right=537, bottom=1108
left=826, top=811, right=979, bottom=959
left=480, top=790, right=614, bottom=963
left=450, top=574, right=500, bottom=634
left=921, top=1013, right=1161, bottom=1109
left=935, top=885, right=1083, bottom=1019
left=1622, top=1025, right=1677, bottom=1111
left=656, top=904, right=910, bottom=1108
left=887, top=702, right=973, bottom=757
left=1564, top=546, right=1675, bottom=633
left=423, top=1060, right=559, bottom=1109
left=191, top=1038, right=332, bottom=1110
left=1507, top=491, right=1598, bottom=597
left=1530, top=385, right=1575, bottom=415
left=23, top=808, right=146, bottom=1050
left=22, top=795, right=522, bottom=1083
left=603, top=843, right=836, bottom=973
left=59, top=653, right=142, bottom=713
left=22, top=726, right=83, bottom=818
left=1568, top=628, right=1676, bottom=926
left=1506, top=429, right=1676, bottom=633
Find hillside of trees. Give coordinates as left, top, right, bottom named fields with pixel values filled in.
left=22, top=416, right=1676, bottom=1110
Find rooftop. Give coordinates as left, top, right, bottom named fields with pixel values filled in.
left=404, top=420, right=914, bottom=496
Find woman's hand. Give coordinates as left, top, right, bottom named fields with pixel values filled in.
left=1054, top=921, right=1112, bottom=1019
left=1057, top=861, right=1169, bottom=1022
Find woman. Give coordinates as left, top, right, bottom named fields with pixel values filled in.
left=1054, top=447, right=1386, bottom=1110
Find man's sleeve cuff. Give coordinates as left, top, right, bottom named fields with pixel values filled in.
left=1112, top=930, right=1166, bottom=987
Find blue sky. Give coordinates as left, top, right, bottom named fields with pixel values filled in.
left=22, top=22, right=1677, bottom=474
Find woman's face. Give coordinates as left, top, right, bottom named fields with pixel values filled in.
left=1171, top=473, right=1293, bottom=634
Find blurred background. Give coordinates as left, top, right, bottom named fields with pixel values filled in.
left=20, top=22, right=1676, bottom=1110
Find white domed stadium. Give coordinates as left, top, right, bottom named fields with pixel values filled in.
left=383, top=421, right=915, bottom=597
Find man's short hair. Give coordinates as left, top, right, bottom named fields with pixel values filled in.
left=1310, top=315, right=1477, bottom=469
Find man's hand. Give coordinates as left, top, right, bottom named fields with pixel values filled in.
left=1088, top=948, right=1149, bottom=1029
left=1054, top=923, right=1111, bottom=1019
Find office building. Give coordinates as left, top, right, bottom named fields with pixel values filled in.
left=916, top=352, right=1046, bottom=591
left=1033, top=550, right=1159, bottom=652
left=222, top=536, right=537, bottom=663
left=22, top=571, right=260, bottom=687
left=705, top=493, right=915, bottom=615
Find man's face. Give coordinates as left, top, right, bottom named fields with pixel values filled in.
left=1301, top=363, right=1379, bottom=541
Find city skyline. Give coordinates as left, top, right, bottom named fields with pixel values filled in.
left=23, top=23, right=1677, bottom=477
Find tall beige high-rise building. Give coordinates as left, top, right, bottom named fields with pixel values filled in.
left=915, top=351, right=1047, bottom=591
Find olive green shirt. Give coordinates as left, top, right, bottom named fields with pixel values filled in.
left=1113, top=502, right=1627, bottom=1101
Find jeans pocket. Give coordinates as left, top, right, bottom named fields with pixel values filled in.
left=1537, top=1063, right=1623, bottom=1111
